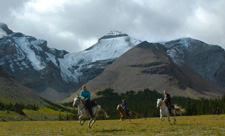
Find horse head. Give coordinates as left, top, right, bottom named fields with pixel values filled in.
left=157, top=98, right=162, bottom=108
left=73, top=95, right=81, bottom=107
left=117, top=104, right=122, bottom=110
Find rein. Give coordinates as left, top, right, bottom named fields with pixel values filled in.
left=78, top=99, right=86, bottom=111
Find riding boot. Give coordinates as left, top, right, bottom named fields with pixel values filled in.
left=126, top=109, right=130, bottom=116
left=88, top=107, right=94, bottom=117
left=167, top=103, right=172, bottom=114
left=85, top=100, right=94, bottom=117
left=169, top=108, right=172, bottom=114
left=168, top=105, right=172, bottom=114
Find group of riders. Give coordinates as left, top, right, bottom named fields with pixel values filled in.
left=80, top=85, right=173, bottom=117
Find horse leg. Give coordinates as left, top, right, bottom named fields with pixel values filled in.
left=167, top=114, right=172, bottom=125
left=101, top=109, right=109, bottom=118
left=89, top=111, right=99, bottom=129
left=90, top=116, right=98, bottom=129
left=129, top=116, right=132, bottom=123
left=160, top=113, right=164, bottom=121
left=121, top=116, right=124, bottom=122
left=88, top=118, right=93, bottom=129
left=129, top=118, right=132, bottom=122
left=79, top=116, right=85, bottom=126
left=90, top=118, right=97, bottom=129
left=173, top=110, right=176, bottom=125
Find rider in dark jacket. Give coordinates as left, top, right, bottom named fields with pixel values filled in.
left=163, top=90, right=172, bottom=114
left=122, top=99, right=129, bottom=116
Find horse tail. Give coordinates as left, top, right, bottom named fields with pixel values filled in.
left=131, top=111, right=138, bottom=118
left=101, top=108, right=109, bottom=118
left=174, top=104, right=181, bottom=110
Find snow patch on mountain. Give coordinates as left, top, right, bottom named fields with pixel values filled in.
left=46, top=52, right=58, bottom=67
left=12, top=36, right=46, bottom=70
left=163, top=37, right=195, bottom=65
left=59, top=33, right=141, bottom=82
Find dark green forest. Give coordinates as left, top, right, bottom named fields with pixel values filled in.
left=1, top=88, right=224, bottom=120
left=0, top=102, right=39, bottom=115
left=75, top=88, right=225, bottom=119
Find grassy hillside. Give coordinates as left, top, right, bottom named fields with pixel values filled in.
left=0, top=108, right=76, bottom=121
left=0, top=98, right=77, bottom=121
left=0, top=67, right=46, bottom=105
left=0, top=115, right=224, bottom=135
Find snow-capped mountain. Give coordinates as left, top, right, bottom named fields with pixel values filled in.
left=59, top=30, right=140, bottom=83
left=1, top=22, right=224, bottom=102
left=0, top=23, right=70, bottom=101
left=0, top=23, right=140, bottom=101
left=163, top=38, right=225, bottom=88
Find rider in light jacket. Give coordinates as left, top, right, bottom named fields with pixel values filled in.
left=80, top=85, right=94, bottom=117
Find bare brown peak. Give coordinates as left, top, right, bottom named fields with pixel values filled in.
left=136, top=41, right=167, bottom=52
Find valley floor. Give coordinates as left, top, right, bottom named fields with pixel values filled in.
left=0, top=115, right=224, bottom=136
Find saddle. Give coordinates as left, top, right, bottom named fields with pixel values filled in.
left=91, top=100, right=98, bottom=108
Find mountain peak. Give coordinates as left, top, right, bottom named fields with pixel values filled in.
left=105, top=30, right=128, bottom=36
left=98, top=30, right=128, bottom=41
left=0, top=23, right=13, bottom=36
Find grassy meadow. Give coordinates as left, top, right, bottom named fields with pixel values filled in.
left=0, top=114, right=224, bottom=136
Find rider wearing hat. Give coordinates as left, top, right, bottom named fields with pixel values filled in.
left=80, top=85, right=94, bottom=117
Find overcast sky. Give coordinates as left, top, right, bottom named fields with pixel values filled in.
left=0, top=0, right=224, bottom=52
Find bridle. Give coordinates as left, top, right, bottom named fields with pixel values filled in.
left=74, top=96, right=86, bottom=111
left=117, top=104, right=122, bottom=111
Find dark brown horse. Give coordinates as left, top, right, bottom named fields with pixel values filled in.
left=212, top=107, right=221, bottom=116
left=116, top=104, right=137, bottom=122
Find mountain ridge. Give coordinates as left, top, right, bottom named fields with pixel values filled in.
left=63, top=41, right=225, bottom=103
left=0, top=23, right=141, bottom=102
left=1, top=22, right=225, bottom=102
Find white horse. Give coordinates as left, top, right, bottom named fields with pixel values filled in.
left=174, top=104, right=185, bottom=116
left=73, top=95, right=109, bottom=129
left=157, top=98, right=176, bottom=125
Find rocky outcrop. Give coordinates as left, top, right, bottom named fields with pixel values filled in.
left=164, top=38, right=225, bottom=88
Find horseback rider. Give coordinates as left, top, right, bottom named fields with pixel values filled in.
left=163, top=90, right=172, bottom=114
left=80, top=85, right=94, bottom=117
left=122, top=99, right=129, bottom=116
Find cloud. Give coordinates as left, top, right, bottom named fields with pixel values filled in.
left=0, top=0, right=224, bottom=52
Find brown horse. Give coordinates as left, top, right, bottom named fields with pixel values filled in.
left=116, top=104, right=137, bottom=122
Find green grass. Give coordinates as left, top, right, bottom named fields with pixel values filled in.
left=0, top=115, right=224, bottom=135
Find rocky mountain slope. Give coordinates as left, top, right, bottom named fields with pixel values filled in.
left=0, top=67, right=46, bottom=105
left=164, top=38, right=225, bottom=89
left=0, top=23, right=140, bottom=101
left=59, top=31, right=140, bottom=85
left=1, top=23, right=224, bottom=103
left=63, top=41, right=225, bottom=102
left=0, top=23, right=70, bottom=102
